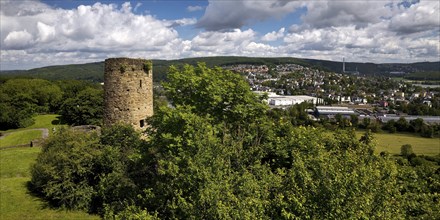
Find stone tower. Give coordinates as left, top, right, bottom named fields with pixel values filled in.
left=104, top=58, right=153, bottom=130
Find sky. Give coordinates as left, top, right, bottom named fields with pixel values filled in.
left=1, top=0, right=439, bottom=70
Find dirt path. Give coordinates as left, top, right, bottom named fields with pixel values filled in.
left=0, top=133, right=10, bottom=140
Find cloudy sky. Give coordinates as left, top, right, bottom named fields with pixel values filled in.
left=1, top=0, right=439, bottom=70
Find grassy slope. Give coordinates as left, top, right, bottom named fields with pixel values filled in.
left=0, top=130, right=42, bottom=148
left=356, top=131, right=440, bottom=156
left=1, top=114, right=61, bottom=132
left=0, top=148, right=99, bottom=220
left=27, top=114, right=63, bottom=129
left=0, top=115, right=99, bottom=219
left=0, top=114, right=63, bottom=148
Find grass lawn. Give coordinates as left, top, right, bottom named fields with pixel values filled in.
left=0, top=114, right=67, bottom=148
left=0, top=130, right=42, bottom=148
left=1, top=114, right=63, bottom=133
left=27, top=114, right=65, bottom=130
left=356, top=131, right=440, bottom=156
left=0, top=147, right=99, bottom=220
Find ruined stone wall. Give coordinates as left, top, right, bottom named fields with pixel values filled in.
left=104, top=58, right=153, bottom=130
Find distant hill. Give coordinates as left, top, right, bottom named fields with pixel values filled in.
left=1, top=57, right=439, bottom=82
left=0, top=62, right=105, bottom=82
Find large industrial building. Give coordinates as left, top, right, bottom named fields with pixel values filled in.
left=377, top=115, right=440, bottom=124
left=262, top=92, right=324, bottom=107
left=315, top=106, right=356, bottom=117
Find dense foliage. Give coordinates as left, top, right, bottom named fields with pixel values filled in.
left=30, top=125, right=145, bottom=214
left=60, top=87, right=104, bottom=125
left=30, top=64, right=440, bottom=219
left=0, top=78, right=61, bottom=129
left=0, top=79, right=103, bottom=129
left=382, top=117, right=440, bottom=138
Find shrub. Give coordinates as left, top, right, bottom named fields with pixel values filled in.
left=420, top=124, right=434, bottom=138
left=30, top=128, right=101, bottom=211
left=401, top=144, right=414, bottom=158
left=30, top=124, right=146, bottom=215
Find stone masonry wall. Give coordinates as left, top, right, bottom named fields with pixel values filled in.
left=104, top=58, right=153, bottom=130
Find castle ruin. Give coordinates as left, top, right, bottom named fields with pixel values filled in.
left=104, top=58, right=153, bottom=130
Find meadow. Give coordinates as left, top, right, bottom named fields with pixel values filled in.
left=356, top=131, right=440, bottom=156
left=0, top=130, right=42, bottom=148
left=0, top=114, right=64, bottom=148
left=0, top=115, right=99, bottom=219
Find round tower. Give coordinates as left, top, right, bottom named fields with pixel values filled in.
left=104, top=58, right=153, bottom=130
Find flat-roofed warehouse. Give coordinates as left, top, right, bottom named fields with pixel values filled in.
left=269, top=95, right=323, bottom=106
left=315, top=106, right=356, bottom=117
left=378, top=115, right=440, bottom=124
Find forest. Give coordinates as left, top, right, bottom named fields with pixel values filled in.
left=0, top=78, right=103, bottom=130
left=5, top=64, right=435, bottom=219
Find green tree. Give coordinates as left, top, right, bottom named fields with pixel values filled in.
left=30, top=124, right=146, bottom=215
left=1, top=78, right=62, bottom=112
left=30, top=128, right=101, bottom=211
left=0, top=78, right=63, bottom=129
left=60, top=87, right=104, bottom=125
left=94, top=124, right=147, bottom=215
left=137, top=64, right=403, bottom=219
left=30, top=64, right=414, bottom=219
left=359, top=117, right=371, bottom=129
left=383, top=119, right=397, bottom=133
left=163, top=63, right=268, bottom=127
left=350, top=114, right=359, bottom=127
left=0, top=93, right=36, bottom=129
left=401, top=144, right=414, bottom=157
left=410, top=118, right=424, bottom=133
left=397, top=158, right=440, bottom=219
left=420, top=124, right=434, bottom=138
left=396, top=117, right=410, bottom=132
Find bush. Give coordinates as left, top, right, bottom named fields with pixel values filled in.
left=30, top=124, right=145, bottom=215
left=420, top=124, right=434, bottom=138
left=401, top=144, right=414, bottom=158
left=30, top=128, right=101, bottom=210
left=410, top=157, right=429, bottom=166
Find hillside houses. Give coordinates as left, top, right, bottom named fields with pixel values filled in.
left=224, top=63, right=439, bottom=117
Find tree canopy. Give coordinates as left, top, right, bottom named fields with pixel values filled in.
left=0, top=79, right=103, bottom=129
left=30, top=64, right=439, bottom=219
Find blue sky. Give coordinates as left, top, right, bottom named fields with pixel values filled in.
left=1, top=0, right=439, bottom=70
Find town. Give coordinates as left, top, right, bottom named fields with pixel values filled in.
left=224, top=63, right=440, bottom=125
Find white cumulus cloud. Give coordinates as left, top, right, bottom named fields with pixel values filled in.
left=0, top=1, right=194, bottom=69
left=262, top=28, right=285, bottom=42
left=37, top=22, right=55, bottom=42
left=3, top=30, right=35, bottom=50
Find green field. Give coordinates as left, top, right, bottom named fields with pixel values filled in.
left=27, top=114, right=64, bottom=129
left=0, top=130, right=42, bottom=148
left=0, top=114, right=65, bottom=148
left=1, top=114, right=62, bottom=133
left=0, top=147, right=100, bottom=219
left=356, top=131, right=440, bottom=156
left=0, top=115, right=98, bottom=219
